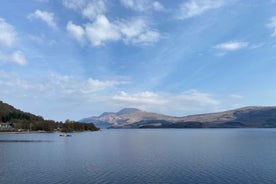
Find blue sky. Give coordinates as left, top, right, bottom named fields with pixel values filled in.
left=0, top=0, right=276, bottom=121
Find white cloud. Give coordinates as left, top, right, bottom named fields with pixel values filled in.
left=176, top=90, right=220, bottom=106
left=131, top=30, right=160, bottom=45
left=112, top=89, right=220, bottom=115
left=230, top=94, right=243, bottom=99
left=46, top=74, right=127, bottom=95
left=68, top=16, right=160, bottom=46
left=0, top=73, right=124, bottom=97
left=82, top=78, right=123, bottom=93
left=0, top=71, right=128, bottom=120
left=153, top=1, right=164, bottom=11
left=0, top=50, right=27, bottom=66
left=0, top=72, right=223, bottom=120
left=119, top=18, right=160, bottom=45
left=0, top=19, right=27, bottom=66
left=28, top=10, right=57, bottom=29
left=0, top=78, right=31, bottom=90
left=10, top=51, right=27, bottom=66
left=177, top=0, right=224, bottom=19
left=63, top=0, right=107, bottom=20
left=0, top=18, right=17, bottom=47
left=66, top=21, right=85, bottom=43
left=82, top=1, right=107, bottom=20
left=215, top=41, right=249, bottom=51
left=85, top=15, right=121, bottom=46
left=62, top=0, right=87, bottom=10
left=0, top=71, right=48, bottom=100
left=63, top=0, right=161, bottom=46
left=267, top=16, right=276, bottom=36
left=113, top=91, right=167, bottom=106
left=120, top=0, right=164, bottom=12
left=267, top=16, right=276, bottom=28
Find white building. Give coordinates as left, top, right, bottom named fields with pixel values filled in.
left=0, top=122, right=16, bottom=131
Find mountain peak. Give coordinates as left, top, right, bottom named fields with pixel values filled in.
left=99, top=112, right=115, bottom=117
left=116, top=108, right=141, bottom=116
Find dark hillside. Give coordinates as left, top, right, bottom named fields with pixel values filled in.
left=0, top=101, right=99, bottom=132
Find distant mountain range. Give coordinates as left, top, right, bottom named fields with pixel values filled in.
left=80, top=107, right=276, bottom=128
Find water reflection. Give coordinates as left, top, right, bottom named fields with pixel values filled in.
left=0, top=140, right=53, bottom=143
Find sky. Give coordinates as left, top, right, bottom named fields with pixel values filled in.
left=0, top=0, right=276, bottom=121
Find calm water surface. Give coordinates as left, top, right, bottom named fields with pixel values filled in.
left=1, top=129, right=276, bottom=184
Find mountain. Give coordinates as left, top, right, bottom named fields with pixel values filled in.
left=176, top=106, right=276, bottom=128
left=80, top=108, right=178, bottom=128
left=80, top=106, right=276, bottom=128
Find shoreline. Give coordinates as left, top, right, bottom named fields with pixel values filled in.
left=0, top=131, right=55, bottom=134
left=0, top=130, right=100, bottom=134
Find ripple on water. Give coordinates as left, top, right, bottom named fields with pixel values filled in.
left=1, top=129, right=276, bottom=184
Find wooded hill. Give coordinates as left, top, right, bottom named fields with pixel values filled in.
left=0, top=101, right=99, bottom=132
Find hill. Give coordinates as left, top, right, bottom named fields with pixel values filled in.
left=80, top=106, right=276, bottom=128
left=0, top=100, right=48, bottom=130
left=0, top=101, right=99, bottom=132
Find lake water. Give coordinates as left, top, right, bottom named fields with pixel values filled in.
left=1, top=129, right=276, bottom=184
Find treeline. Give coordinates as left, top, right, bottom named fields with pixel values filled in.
left=11, top=119, right=99, bottom=132
left=2, top=115, right=99, bottom=132
left=0, top=101, right=99, bottom=132
left=61, top=120, right=99, bottom=132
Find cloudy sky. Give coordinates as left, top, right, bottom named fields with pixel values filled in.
left=0, top=0, right=276, bottom=121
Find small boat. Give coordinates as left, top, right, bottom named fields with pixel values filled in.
left=59, top=133, right=72, bottom=137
